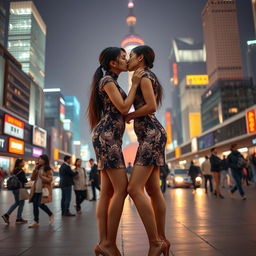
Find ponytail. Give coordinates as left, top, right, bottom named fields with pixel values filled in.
left=87, top=67, right=104, bottom=131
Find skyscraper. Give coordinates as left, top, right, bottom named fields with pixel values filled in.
left=8, top=1, right=46, bottom=89
left=169, top=38, right=207, bottom=146
left=0, top=0, right=5, bottom=46
left=64, top=96, right=81, bottom=142
left=121, top=0, right=145, bottom=163
left=202, top=0, right=243, bottom=87
left=121, top=0, right=144, bottom=90
left=252, top=0, right=256, bottom=34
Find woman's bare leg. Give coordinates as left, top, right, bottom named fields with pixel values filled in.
left=96, top=170, right=113, bottom=244
left=127, top=165, right=161, bottom=247
left=145, top=167, right=167, bottom=240
left=106, top=169, right=128, bottom=245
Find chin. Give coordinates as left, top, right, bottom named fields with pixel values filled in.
left=128, top=66, right=135, bottom=72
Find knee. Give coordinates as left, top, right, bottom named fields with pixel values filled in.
left=114, top=187, right=127, bottom=199
left=127, top=184, right=141, bottom=199
left=145, top=184, right=160, bottom=197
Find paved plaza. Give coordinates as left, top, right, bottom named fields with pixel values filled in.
left=1, top=185, right=256, bottom=256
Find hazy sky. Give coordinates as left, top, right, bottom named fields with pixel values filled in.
left=4, top=0, right=255, bottom=153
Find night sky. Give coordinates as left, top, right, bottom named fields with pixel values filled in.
left=4, top=0, right=255, bottom=155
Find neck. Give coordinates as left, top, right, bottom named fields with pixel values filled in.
left=109, top=69, right=120, bottom=76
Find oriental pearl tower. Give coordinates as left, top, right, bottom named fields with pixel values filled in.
left=121, top=0, right=145, bottom=165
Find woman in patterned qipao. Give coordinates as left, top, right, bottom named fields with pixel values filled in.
left=87, top=47, right=144, bottom=256
left=126, top=45, right=170, bottom=256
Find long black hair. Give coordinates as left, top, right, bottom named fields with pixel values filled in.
left=87, top=47, right=126, bottom=131
left=39, top=154, right=51, bottom=172
left=12, top=158, right=24, bottom=173
left=131, top=45, right=163, bottom=107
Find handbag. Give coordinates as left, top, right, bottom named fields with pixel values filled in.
left=42, top=187, right=49, bottom=197
left=7, top=170, right=22, bottom=190
left=19, top=188, right=29, bottom=200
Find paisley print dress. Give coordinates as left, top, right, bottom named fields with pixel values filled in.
left=133, top=69, right=167, bottom=166
left=92, top=72, right=127, bottom=170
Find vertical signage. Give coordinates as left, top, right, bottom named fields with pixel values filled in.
left=172, top=63, right=178, bottom=86
left=246, top=109, right=256, bottom=134
left=165, top=112, right=172, bottom=147
left=175, top=147, right=181, bottom=158
left=33, top=126, right=47, bottom=148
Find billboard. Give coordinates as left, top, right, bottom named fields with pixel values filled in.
left=186, top=75, right=208, bottom=85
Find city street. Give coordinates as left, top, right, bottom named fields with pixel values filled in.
left=1, top=186, right=256, bottom=256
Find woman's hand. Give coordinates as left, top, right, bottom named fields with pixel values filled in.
left=125, top=113, right=134, bottom=124
left=131, top=68, right=145, bottom=87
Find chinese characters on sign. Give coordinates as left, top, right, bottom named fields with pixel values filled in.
left=246, top=109, right=256, bottom=134
left=4, top=114, right=24, bottom=139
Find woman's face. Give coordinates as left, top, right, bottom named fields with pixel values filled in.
left=76, top=160, right=82, bottom=167
left=115, top=51, right=128, bottom=72
left=20, top=160, right=25, bottom=168
left=128, top=51, right=141, bottom=71
left=38, top=158, right=45, bottom=166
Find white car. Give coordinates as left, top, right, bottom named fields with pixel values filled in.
left=167, top=169, right=202, bottom=188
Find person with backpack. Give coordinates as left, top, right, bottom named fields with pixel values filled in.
left=73, top=158, right=87, bottom=213
left=2, top=159, right=28, bottom=224
left=227, top=144, right=247, bottom=200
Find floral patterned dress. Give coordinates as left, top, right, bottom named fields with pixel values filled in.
left=133, top=69, right=167, bottom=166
left=92, top=72, right=127, bottom=170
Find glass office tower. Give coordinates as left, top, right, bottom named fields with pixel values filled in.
left=8, top=1, right=46, bottom=88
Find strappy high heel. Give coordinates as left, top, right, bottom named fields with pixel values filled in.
left=94, top=244, right=109, bottom=256
left=164, top=239, right=171, bottom=256
left=149, top=240, right=168, bottom=256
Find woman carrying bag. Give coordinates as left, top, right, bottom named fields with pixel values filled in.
left=2, top=159, right=28, bottom=224
left=29, top=154, right=54, bottom=228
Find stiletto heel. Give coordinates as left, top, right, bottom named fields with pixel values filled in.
left=94, top=244, right=108, bottom=256
left=164, top=239, right=171, bottom=256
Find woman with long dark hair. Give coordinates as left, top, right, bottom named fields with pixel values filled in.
left=2, top=159, right=28, bottom=224
left=87, top=47, right=144, bottom=256
left=29, top=154, right=54, bottom=228
left=126, top=45, right=169, bottom=255
left=73, top=158, right=87, bottom=213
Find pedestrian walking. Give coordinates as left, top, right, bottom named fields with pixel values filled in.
left=126, top=162, right=133, bottom=179
left=228, top=144, right=247, bottom=200
left=29, top=154, right=54, bottom=228
left=220, top=155, right=230, bottom=188
left=249, top=152, right=256, bottom=185
left=2, top=159, right=28, bottom=224
left=126, top=46, right=169, bottom=255
left=160, top=163, right=169, bottom=193
left=59, top=155, right=78, bottom=216
left=201, top=156, right=213, bottom=194
left=210, top=148, right=224, bottom=198
left=188, top=161, right=200, bottom=190
left=89, top=158, right=100, bottom=201
left=73, top=158, right=87, bottom=213
left=88, top=47, right=145, bottom=255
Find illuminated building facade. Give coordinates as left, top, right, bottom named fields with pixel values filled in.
left=247, top=40, right=256, bottom=85
left=169, top=38, right=207, bottom=146
left=8, top=1, right=46, bottom=89
left=252, top=0, right=256, bottom=34
left=202, top=0, right=243, bottom=87
left=0, top=0, right=5, bottom=45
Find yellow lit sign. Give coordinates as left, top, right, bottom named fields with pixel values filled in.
left=175, top=147, right=181, bottom=158
left=189, top=113, right=202, bottom=139
left=186, top=75, right=209, bottom=85
left=165, top=112, right=172, bottom=146
left=54, top=148, right=59, bottom=161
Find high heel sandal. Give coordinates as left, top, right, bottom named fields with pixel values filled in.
left=94, top=244, right=109, bottom=256
left=164, top=239, right=171, bottom=256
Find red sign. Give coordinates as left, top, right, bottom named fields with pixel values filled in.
left=4, top=114, right=24, bottom=139
left=246, top=110, right=256, bottom=134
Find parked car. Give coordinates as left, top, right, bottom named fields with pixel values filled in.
left=167, top=169, right=202, bottom=188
